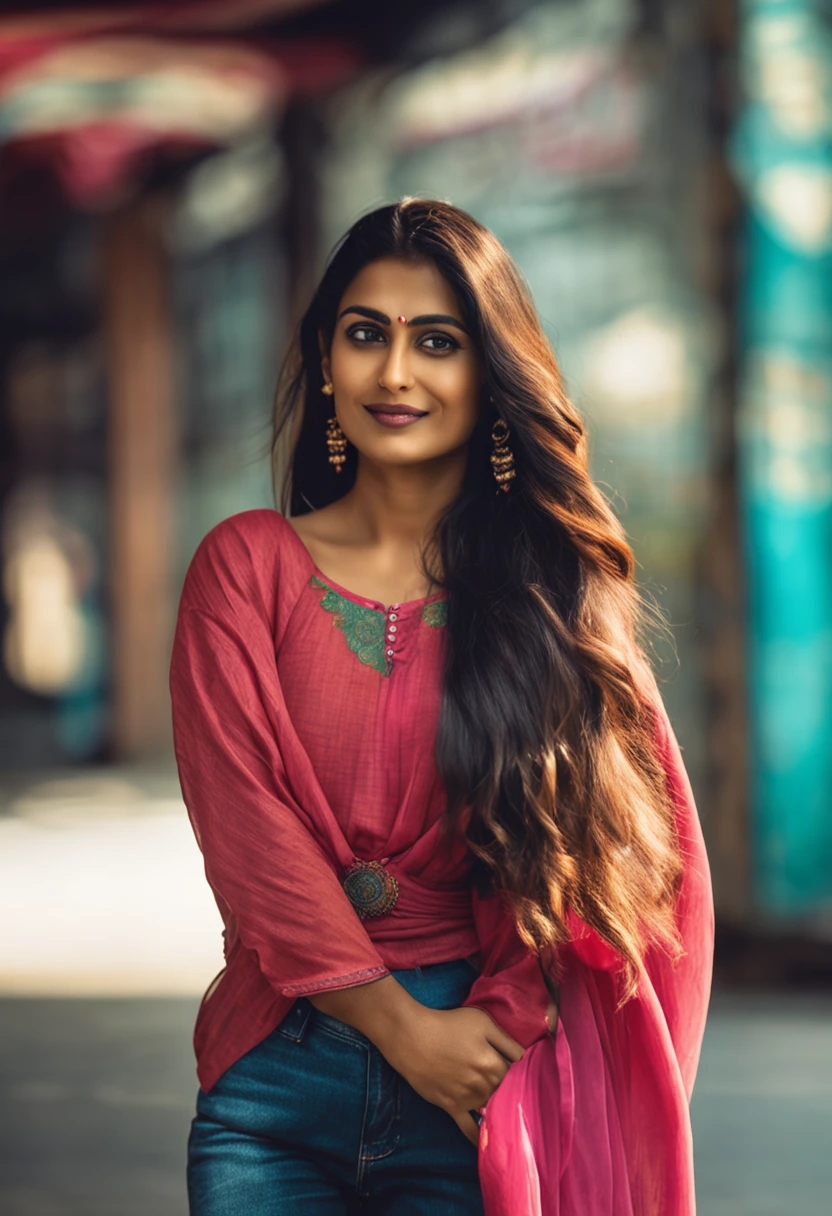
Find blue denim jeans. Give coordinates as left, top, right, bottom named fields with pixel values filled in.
left=187, top=956, right=485, bottom=1214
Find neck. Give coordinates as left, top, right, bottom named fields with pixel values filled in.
left=340, top=450, right=466, bottom=553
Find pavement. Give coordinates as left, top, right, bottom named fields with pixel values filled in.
left=690, top=989, right=831, bottom=1216
left=1, top=770, right=830, bottom=1214
left=0, top=764, right=224, bottom=996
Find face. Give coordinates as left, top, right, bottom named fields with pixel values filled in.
left=321, top=257, right=482, bottom=469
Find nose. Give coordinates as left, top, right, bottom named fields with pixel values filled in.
left=378, top=334, right=415, bottom=394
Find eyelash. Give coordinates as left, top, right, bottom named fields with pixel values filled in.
left=346, top=324, right=460, bottom=354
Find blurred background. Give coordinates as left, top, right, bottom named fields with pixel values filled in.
left=0, top=0, right=830, bottom=1213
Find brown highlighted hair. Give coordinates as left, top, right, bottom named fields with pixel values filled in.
left=272, top=198, right=684, bottom=1003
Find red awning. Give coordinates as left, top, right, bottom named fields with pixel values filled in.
left=0, top=1, right=360, bottom=206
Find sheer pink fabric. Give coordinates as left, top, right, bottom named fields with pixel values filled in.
left=170, top=509, right=713, bottom=1212
left=477, top=704, right=714, bottom=1215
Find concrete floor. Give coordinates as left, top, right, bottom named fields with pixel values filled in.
left=690, top=989, right=831, bottom=1216
left=0, top=988, right=829, bottom=1216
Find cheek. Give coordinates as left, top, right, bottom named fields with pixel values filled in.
left=330, top=343, right=368, bottom=384
left=435, top=362, right=481, bottom=422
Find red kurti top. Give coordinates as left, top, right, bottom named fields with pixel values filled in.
left=170, top=507, right=714, bottom=1215
left=169, top=508, right=553, bottom=1095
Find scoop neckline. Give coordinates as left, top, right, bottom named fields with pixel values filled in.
left=281, top=514, right=446, bottom=614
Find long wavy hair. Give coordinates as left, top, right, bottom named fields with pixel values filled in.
left=272, top=198, right=684, bottom=1003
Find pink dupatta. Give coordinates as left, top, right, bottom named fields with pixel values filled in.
left=476, top=703, right=715, bottom=1215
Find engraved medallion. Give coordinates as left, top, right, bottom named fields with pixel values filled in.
left=342, top=858, right=400, bottom=919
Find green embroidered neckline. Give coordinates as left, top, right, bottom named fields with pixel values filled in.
left=309, top=574, right=446, bottom=676
left=422, top=600, right=447, bottom=628
left=310, top=575, right=389, bottom=674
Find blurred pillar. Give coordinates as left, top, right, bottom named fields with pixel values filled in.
left=732, top=1, right=832, bottom=917
left=102, top=198, right=177, bottom=758
left=283, top=100, right=325, bottom=328
left=699, top=0, right=752, bottom=923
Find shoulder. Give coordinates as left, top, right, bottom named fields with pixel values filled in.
left=193, top=508, right=293, bottom=561
left=179, top=509, right=312, bottom=619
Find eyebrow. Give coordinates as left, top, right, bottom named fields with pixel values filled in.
left=337, top=305, right=469, bottom=335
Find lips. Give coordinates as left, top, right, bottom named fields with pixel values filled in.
left=363, top=403, right=429, bottom=429
left=364, top=403, right=428, bottom=417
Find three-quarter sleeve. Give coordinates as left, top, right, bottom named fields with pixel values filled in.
left=461, top=887, right=553, bottom=1049
left=169, top=526, right=390, bottom=999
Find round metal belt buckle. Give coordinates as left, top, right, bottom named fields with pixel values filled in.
left=341, top=858, right=400, bottom=920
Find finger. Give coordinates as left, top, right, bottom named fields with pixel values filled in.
left=452, top=1110, right=480, bottom=1148
left=472, top=1008, right=525, bottom=1063
left=483, top=1024, right=525, bottom=1064
left=466, top=1006, right=525, bottom=1064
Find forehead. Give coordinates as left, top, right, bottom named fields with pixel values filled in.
left=338, top=257, right=461, bottom=314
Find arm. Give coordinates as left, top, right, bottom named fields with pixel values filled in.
left=310, top=969, right=525, bottom=1148
left=307, top=972, right=418, bottom=1038
left=169, top=526, right=391, bottom=1000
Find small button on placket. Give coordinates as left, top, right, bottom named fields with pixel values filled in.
left=386, top=605, right=400, bottom=662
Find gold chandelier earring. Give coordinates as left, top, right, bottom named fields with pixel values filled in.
left=323, top=384, right=347, bottom=473
left=490, top=418, right=516, bottom=492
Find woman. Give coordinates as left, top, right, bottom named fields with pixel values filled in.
left=170, top=198, right=714, bottom=1215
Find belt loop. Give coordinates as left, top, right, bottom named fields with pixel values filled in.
left=276, top=998, right=314, bottom=1043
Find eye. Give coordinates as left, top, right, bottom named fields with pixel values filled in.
left=347, top=324, right=386, bottom=344
left=419, top=332, right=460, bottom=354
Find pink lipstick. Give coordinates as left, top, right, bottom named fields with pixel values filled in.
left=363, top=404, right=428, bottom=428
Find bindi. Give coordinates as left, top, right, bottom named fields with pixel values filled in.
left=397, top=315, right=407, bottom=324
